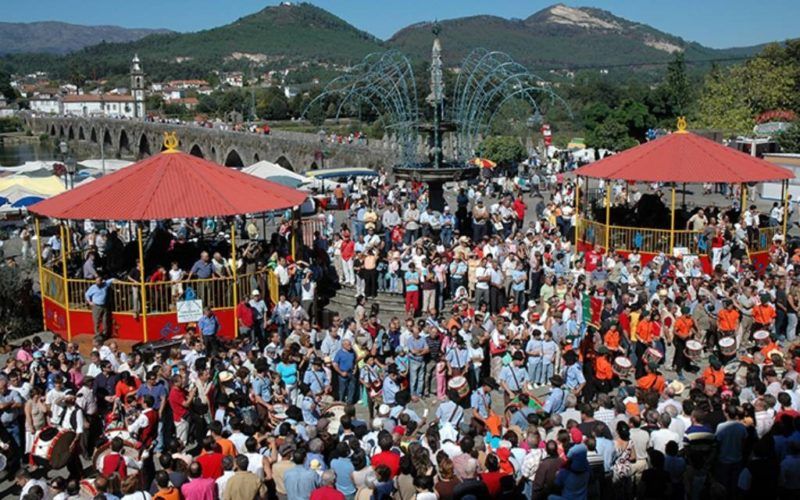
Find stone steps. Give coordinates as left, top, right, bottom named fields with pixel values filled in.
left=324, top=285, right=454, bottom=321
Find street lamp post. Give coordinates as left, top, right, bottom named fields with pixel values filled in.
left=58, top=140, right=69, bottom=189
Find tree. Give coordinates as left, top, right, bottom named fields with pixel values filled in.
left=477, top=136, right=526, bottom=165
left=776, top=123, right=800, bottom=153
left=0, top=69, right=15, bottom=102
left=145, top=94, right=164, bottom=112
left=587, top=117, right=638, bottom=151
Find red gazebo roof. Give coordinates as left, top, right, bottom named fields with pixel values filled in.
left=573, top=131, right=794, bottom=183
left=30, top=150, right=308, bottom=221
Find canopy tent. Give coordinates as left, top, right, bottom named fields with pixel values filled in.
left=0, top=175, right=65, bottom=197
left=0, top=161, right=56, bottom=173
left=30, top=149, right=308, bottom=221
left=78, top=159, right=134, bottom=172
left=243, top=160, right=309, bottom=184
left=11, top=196, right=45, bottom=208
left=0, top=185, right=52, bottom=204
left=305, top=167, right=378, bottom=179
left=573, top=130, right=794, bottom=183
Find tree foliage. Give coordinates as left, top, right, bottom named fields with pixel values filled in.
left=477, top=136, right=526, bottom=165
left=776, top=123, right=800, bottom=153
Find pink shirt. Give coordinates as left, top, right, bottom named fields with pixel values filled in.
left=16, top=349, right=32, bottom=364
left=181, top=477, right=217, bottom=500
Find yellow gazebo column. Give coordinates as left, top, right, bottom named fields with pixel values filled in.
left=741, top=183, right=748, bottom=221
left=574, top=176, right=580, bottom=248
left=231, top=223, right=239, bottom=339
left=34, top=218, right=46, bottom=331
left=604, top=182, right=611, bottom=250
left=783, top=179, right=790, bottom=241
left=137, top=225, right=148, bottom=343
left=59, top=223, right=72, bottom=341
left=669, top=185, right=676, bottom=254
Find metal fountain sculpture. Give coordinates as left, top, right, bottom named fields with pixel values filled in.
left=304, top=22, right=570, bottom=210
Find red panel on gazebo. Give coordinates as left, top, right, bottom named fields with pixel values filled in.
left=30, top=150, right=308, bottom=221
left=574, top=132, right=794, bottom=183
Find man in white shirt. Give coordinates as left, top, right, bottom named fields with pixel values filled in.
left=649, top=413, right=680, bottom=455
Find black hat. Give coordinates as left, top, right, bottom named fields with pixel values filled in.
left=550, top=374, right=564, bottom=387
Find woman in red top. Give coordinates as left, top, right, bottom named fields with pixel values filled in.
left=479, top=454, right=508, bottom=498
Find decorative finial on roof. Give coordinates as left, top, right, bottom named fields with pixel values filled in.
left=676, top=116, right=688, bottom=134
left=163, top=132, right=179, bottom=153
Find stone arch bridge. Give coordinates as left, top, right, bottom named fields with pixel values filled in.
left=25, top=115, right=399, bottom=172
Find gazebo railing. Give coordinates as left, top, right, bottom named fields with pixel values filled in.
left=578, top=217, right=777, bottom=256
left=42, top=267, right=65, bottom=304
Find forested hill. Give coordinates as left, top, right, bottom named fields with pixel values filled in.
left=0, top=21, right=170, bottom=55
left=388, top=4, right=765, bottom=71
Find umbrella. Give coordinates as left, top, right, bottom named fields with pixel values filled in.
left=12, top=196, right=45, bottom=208
left=470, top=158, right=496, bottom=168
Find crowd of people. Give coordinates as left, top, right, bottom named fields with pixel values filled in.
left=4, top=163, right=800, bottom=500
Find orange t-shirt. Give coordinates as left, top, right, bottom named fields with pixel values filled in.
left=636, top=373, right=665, bottom=393
left=636, top=320, right=654, bottom=344
left=753, top=305, right=776, bottom=325
left=595, top=356, right=613, bottom=381
left=604, top=329, right=621, bottom=350
left=215, top=437, right=237, bottom=457
left=717, top=309, right=739, bottom=332
left=674, top=316, right=694, bottom=339
left=702, top=367, right=725, bottom=388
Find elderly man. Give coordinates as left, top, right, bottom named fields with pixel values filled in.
left=85, top=275, right=116, bottom=337
left=333, top=339, right=357, bottom=404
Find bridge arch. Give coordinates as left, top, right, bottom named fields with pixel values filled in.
left=210, top=147, right=217, bottom=163
left=68, top=126, right=75, bottom=141
left=118, top=129, right=131, bottom=157
left=138, top=134, right=151, bottom=158
left=224, top=149, right=244, bottom=168
left=90, top=128, right=98, bottom=143
left=50, top=125, right=56, bottom=136
left=275, top=155, right=294, bottom=172
left=189, top=144, right=204, bottom=159
left=253, top=153, right=260, bottom=163
left=78, top=127, right=85, bottom=141
left=59, top=125, right=65, bottom=138
left=103, top=129, right=113, bottom=150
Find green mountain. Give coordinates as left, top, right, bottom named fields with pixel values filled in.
left=0, top=21, right=171, bottom=55
left=2, top=3, right=384, bottom=81
left=387, top=4, right=767, bottom=71
left=1, top=3, right=776, bottom=82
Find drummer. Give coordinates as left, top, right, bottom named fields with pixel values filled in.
left=672, top=307, right=698, bottom=378
left=469, top=377, right=497, bottom=423
left=499, top=352, right=529, bottom=405
left=433, top=390, right=465, bottom=429
left=302, top=357, right=330, bottom=399
left=592, top=346, right=614, bottom=396
left=444, top=335, right=468, bottom=378
left=635, top=362, right=665, bottom=395
left=702, top=356, right=725, bottom=388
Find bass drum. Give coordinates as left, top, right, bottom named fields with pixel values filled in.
left=79, top=479, right=97, bottom=499
left=92, top=439, right=142, bottom=473
left=30, top=427, right=75, bottom=469
left=322, top=403, right=346, bottom=435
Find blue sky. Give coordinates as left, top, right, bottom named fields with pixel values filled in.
left=5, top=0, right=799, bottom=48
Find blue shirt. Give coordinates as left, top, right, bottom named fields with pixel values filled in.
left=470, top=388, right=491, bottom=418
left=544, top=387, right=566, bottom=414
left=136, top=382, right=169, bottom=410
left=564, top=363, right=586, bottom=390
left=85, top=279, right=114, bottom=306
left=383, top=376, right=399, bottom=405
left=251, top=375, right=271, bottom=402
left=303, top=369, right=329, bottom=395
left=407, top=336, right=427, bottom=362
left=284, top=464, right=318, bottom=499
left=190, top=259, right=214, bottom=279
left=330, top=457, right=356, bottom=495
left=333, top=349, right=356, bottom=376
left=499, top=364, right=529, bottom=392
left=198, top=314, right=219, bottom=336
left=445, top=347, right=467, bottom=368
left=404, top=271, right=419, bottom=292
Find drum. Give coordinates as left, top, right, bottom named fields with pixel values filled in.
left=271, top=404, right=288, bottom=421
left=79, top=479, right=97, bottom=499
left=643, top=348, right=664, bottom=365
left=753, top=330, right=770, bottom=347
left=105, top=427, right=134, bottom=442
left=30, top=427, right=75, bottom=469
left=612, top=357, right=633, bottom=377
left=92, top=439, right=142, bottom=473
left=719, top=337, right=737, bottom=357
left=684, top=340, right=703, bottom=361
left=447, top=376, right=470, bottom=399
left=322, top=403, right=346, bottom=435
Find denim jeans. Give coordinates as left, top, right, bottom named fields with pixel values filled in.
left=788, top=313, right=798, bottom=342
left=338, top=374, right=356, bottom=403
left=528, top=357, right=542, bottom=385
left=441, top=227, right=453, bottom=247
left=540, top=361, right=554, bottom=385
left=409, top=358, right=425, bottom=397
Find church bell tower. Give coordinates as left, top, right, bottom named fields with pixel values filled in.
left=131, top=54, right=145, bottom=119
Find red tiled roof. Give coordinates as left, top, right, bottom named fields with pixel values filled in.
left=30, top=150, right=307, bottom=220
left=62, top=94, right=134, bottom=103
left=574, top=132, right=794, bottom=183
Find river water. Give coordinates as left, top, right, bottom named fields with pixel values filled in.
left=0, top=141, right=56, bottom=166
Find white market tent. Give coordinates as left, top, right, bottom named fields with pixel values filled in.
left=242, top=160, right=310, bottom=186
left=78, top=159, right=134, bottom=172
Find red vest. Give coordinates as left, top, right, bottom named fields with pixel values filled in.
left=139, top=409, right=159, bottom=449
